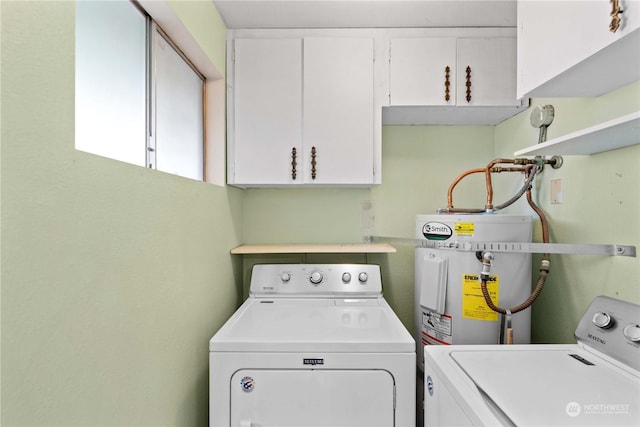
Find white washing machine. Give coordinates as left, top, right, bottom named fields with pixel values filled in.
left=209, top=264, right=415, bottom=427
left=424, top=295, right=640, bottom=426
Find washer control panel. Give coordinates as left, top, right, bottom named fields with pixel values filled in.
left=575, top=295, right=640, bottom=371
left=249, top=264, right=383, bottom=297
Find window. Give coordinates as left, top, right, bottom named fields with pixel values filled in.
left=75, top=0, right=205, bottom=181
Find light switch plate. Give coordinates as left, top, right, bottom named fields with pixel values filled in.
left=551, top=178, right=563, bottom=204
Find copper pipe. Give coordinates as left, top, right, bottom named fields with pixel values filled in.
left=527, top=183, right=550, bottom=244
left=447, top=163, right=527, bottom=210
left=447, top=168, right=486, bottom=208
left=484, top=159, right=518, bottom=210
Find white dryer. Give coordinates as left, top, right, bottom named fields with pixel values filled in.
left=424, top=295, right=640, bottom=426
left=209, top=264, right=415, bottom=427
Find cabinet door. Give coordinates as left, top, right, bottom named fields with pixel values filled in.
left=517, top=0, right=640, bottom=97
left=456, top=38, right=520, bottom=107
left=303, top=38, right=375, bottom=184
left=390, top=38, right=457, bottom=106
left=231, top=38, right=302, bottom=185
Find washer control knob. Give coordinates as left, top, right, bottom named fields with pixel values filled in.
left=592, top=312, right=613, bottom=329
left=280, top=272, right=291, bottom=283
left=623, top=324, right=640, bottom=342
left=342, top=272, right=352, bottom=283
left=358, top=272, right=368, bottom=284
left=309, top=271, right=323, bottom=285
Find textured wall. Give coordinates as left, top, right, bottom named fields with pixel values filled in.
left=1, top=1, right=242, bottom=425
left=495, top=81, right=640, bottom=343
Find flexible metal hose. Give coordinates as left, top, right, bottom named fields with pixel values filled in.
left=481, top=260, right=549, bottom=315
left=480, top=175, right=551, bottom=316
left=494, top=165, right=539, bottom=211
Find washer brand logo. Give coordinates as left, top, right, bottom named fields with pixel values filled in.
left=423, top=222, right=453, bottom=241
left=240, top=376, right=254, bottom=392
left=303, top=358, right=324, bottom=366
left=588, top=333, right=606, bottom=345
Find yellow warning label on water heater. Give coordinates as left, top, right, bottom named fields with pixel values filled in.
left=462, top=274, right=499, bottom=321
left=454, top=222, right=475, bottom=236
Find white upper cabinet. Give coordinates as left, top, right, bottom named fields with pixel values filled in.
left=390, top=38, right=457, bottom=106
left=455, top=37, right=521, bottom=107
left=384, top=29, right=528, bottom=125
left=302, top=38, right=375, bottom=185
left=517, top=0, right=640, bottom=98
left=227, top=35, right=378, bottom=187
left=390, top=37, right=521, bottom=107
left=227, top=28, right=532, bottom=187
left=231, top=38, right=302, bottom=185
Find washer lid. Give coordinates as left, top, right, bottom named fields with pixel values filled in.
left=210, top=297, right=414, bottom=353
left=451, top=348, right=640, bottom=426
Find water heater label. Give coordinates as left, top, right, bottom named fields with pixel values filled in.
left=454, top=222, right=475, bottom=236
left=421, top=309, right=453, bottom=345
left=462, top=274, right=499, bottom=321
left=422, top=222, right=453, bottom=240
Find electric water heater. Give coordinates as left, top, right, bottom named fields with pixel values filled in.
left=415, top=214, right=532, bottom=371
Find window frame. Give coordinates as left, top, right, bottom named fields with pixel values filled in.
left=76, top=0, right=217, bottom=183
left=147, top=21, right=206, bottom=180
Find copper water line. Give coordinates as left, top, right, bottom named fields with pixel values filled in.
left=484, top=158, right=518, bottom=210
left=447, top=168, right=486, bottom=208
left=447, top=166, right=527, bottom=210
left=446, top=157, right=561, bottom=212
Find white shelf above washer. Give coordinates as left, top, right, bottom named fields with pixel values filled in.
left=230, top=243, right=396, bottom=255
left=514, top=111, right=640, bottom=156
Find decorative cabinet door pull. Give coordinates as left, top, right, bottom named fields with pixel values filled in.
left=444, top=66, right=451, bottom=102
left=610, top=0, right=623, bottom=33
left=465, top=66, right=472, bottom=103
left=291, top=147, right=297, bottom=180
left=311, top=146, right=317, bottom=180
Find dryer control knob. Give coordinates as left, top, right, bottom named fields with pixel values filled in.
left=280, top=272, right=291, bottom=283
left=358, top=272, right=368, bottom=283
left=592, top=312, right=613, bottom=329
left=623, top=324, right=640, bottom=342
left=342, top=272, right=352, bottom=283
left=309, top=271, right=323, bottom=285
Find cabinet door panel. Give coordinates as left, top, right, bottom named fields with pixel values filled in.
left=232, top=38, right=302, bottom=185
left=390, top=38, right=457, bottom=106
left=456, top=38, right=519, bottom=106
left=517, top=0, right=640, bottom=97
left=303, top=38, right=375, bottom=184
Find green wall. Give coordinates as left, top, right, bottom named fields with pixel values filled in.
left=1, top=1, right=243, bottom=425
left=495, top=81, right=640, bottom=343
left=2, top=0, right=639, bottom=424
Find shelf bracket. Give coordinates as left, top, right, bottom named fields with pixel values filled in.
left=364, top=236, right=636, bottom=257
